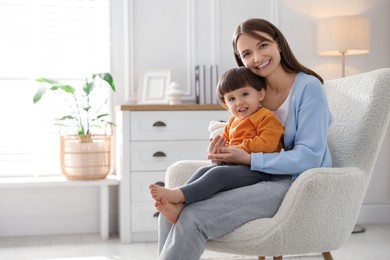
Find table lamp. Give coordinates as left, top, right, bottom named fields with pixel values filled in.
left=317, top=15, right=370, bottom=77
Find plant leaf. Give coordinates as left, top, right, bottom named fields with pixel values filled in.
left=56, top=85, right=76, bottom=93
left=107, top=121, right=116, bottom=127
left=93, top=73, right=115, bottom=92
left=33, top=87, right=47, bottom=103
left=83, top=105, right=91, bottom=112
left=83, top=80, right=94, bottom=96
left=55, top=115, right=75, bottom=121
left=36, top=77, right=59, bottom=85
left=96, top=113, right=109, bottom=119
left=36, top=77, right=75, bottom=93
left=34, top=73, right=116, bottom=135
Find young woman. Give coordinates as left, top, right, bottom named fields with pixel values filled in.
left=155, top=18, right=333, bottom=260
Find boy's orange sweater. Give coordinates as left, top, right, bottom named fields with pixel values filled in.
left=223, top=107, right=284, bottom=153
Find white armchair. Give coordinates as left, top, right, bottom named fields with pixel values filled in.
left=164, top=68, right=390, bottom=260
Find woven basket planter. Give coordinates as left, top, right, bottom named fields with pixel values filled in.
left=60, top=134, right=111, bottom=180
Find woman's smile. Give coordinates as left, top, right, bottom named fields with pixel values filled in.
left=256, top=59, right=271, bottom=69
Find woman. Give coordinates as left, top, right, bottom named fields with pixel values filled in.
left=154, top=18, right=333, bottom=259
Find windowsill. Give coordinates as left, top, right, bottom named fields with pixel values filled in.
left=0, top=174, right=119, bottom=240
left=0, top=174, right=119, bottom=188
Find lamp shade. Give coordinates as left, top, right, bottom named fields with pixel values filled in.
left=317, top=15, right=370, bottom=56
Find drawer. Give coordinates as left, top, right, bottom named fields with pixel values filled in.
left=129, top=110, right=229, bottom=141
left=130, top=140, right=208, bottom=171
left=131, top=171, right=166, bottom=202
left=131, top=202, right=159, bottom=232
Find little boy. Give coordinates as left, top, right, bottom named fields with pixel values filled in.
left=149, top=67, right=284, bottom=222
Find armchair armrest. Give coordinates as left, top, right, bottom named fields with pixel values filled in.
left=274, top=166, right=368, bottom=254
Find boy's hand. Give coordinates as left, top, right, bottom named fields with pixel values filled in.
left=208, top=142, right=251, bottom=166
left=208, top=135, right=227, bottom=164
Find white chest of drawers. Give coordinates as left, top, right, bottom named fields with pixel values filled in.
left=116, top=104, right=229, bottom=243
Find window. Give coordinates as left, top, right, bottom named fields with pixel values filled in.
left=0, top=0, right=111, bottom=176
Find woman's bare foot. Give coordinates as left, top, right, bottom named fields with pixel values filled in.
left=149, top=184, right=185, bottom=203
left=154, top=197, right=184, bottom=224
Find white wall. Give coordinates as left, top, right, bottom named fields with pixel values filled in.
left=0, top=187, right=118, bottom=237
left=0, top=0, right=389, bottom=238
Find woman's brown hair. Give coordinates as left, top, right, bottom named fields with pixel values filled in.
left=232, top=18, right=324, bottom=84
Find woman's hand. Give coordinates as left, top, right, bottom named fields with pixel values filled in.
left=208, top=136, right=251, bottom=165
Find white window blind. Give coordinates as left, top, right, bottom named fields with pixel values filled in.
left=0, top=0, right=111, bottom=177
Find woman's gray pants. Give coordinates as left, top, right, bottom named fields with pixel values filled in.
left=158, top=175, right=291, bottom=260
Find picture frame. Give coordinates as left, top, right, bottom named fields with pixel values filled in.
left=137, top=70, right=171, bottom=104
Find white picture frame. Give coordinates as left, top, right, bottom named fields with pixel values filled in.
left=137, top=70, right=171, bottom=104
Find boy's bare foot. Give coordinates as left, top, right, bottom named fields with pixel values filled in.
left=149, top=184, right=185, bottom=203
left=154, top=197, right=184, bottom=224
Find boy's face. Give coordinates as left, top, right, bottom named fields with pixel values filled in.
left=222, top=85, right=265, bottom=119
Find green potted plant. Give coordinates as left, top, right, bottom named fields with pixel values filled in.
left=33, top=72, right=116, bottom=180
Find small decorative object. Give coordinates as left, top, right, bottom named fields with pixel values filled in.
left=33, top=73, right=116, bottom=180
left=166, top=81, right=184, bottom=105
left=138, top=70, right=171, bottom=104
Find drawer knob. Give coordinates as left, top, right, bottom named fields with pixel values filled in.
left=152, top=121, right=167, bottom=127
left=153, top=151, right=166, bottom=157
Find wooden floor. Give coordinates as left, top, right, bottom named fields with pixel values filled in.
left=0, top=224, right=389, bottom=260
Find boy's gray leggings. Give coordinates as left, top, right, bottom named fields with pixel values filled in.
left=181, top=164, right=272, bottom=204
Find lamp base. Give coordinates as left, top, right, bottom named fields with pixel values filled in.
left=352, top=224, right=365, bottom=234
left=341, top=51, right=346, bottom=78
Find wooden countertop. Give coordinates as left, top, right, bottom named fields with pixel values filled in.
left=117, top=104, right=225, bottom=111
